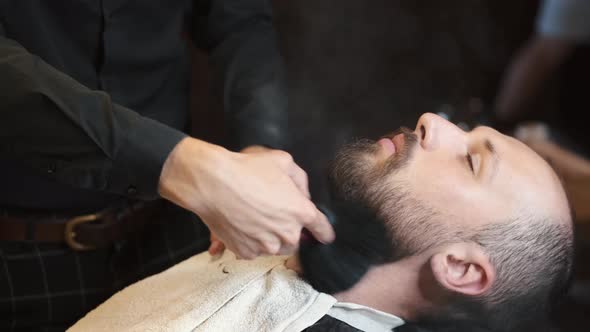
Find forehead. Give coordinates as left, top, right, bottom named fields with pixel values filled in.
left=472, top=127, right=551, bottom=185
left=400, top=126, right=568, bottom=224
left=484, top=129, right=567, bottom=216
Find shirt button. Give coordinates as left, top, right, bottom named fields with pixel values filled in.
left=47, top=164, right=56, bottom=174
left=127, top=186, right=138, bottom=196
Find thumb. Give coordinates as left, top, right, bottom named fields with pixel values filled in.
left=208, top=233, right=226, bottom=255
left=304, top=208, right=336, bottom=244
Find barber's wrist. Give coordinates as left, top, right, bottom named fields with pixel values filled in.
left=158, top=137, right=231, bottom=214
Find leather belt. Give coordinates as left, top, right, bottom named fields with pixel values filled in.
left=0, top=200, right=163, bottom=251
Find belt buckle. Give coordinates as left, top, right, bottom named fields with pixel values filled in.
left=64, top=213, right=102, bottom=251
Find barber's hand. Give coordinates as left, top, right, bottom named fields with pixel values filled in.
left=207, top=146, right=276, bottom=256
left=208, top=232, right=225, bottom=256
left=159, top=138, right=335, bottom=259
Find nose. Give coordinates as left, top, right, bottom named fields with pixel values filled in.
left=415, top=113, right=467, bottom=152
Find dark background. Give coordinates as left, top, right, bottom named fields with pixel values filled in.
left=194, top=0, right=543, bottom=198
left=191, top=1, right=589, bottom=330
left=273, top=0, right=539, bottom=201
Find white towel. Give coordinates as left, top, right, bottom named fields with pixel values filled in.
left=68, top=251, right=336, bottom=332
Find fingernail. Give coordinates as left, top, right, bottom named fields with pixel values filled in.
left=323, top=233, right=336, bottom=244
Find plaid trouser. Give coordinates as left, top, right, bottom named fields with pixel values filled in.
left=0, top=201, right=210, bottom=332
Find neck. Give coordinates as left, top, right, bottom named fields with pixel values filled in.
left=332, top=256, right=426, bottom=320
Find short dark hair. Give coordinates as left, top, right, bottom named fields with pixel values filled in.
left=299, top=162, right=574, bottom=332
left=397, top=216, right=574, bottom=332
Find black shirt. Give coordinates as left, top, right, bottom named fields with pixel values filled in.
left=302, top=315, right=365, bottom=331
left=0, top=0, right=287, bottom=211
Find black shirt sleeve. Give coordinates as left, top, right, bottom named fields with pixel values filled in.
left=0, top=36, right=186, bottom=200
left=192, top=0, right=289, bottom=151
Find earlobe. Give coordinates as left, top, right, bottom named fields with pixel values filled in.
left=430, top=244, right=495, bottom=297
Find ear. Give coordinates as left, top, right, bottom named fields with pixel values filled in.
left=429, top=243, right=495, bottom=296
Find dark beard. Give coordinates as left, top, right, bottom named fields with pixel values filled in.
left=298, top=127, right=421, bottom=293
left=298, top=164, right=395, bottom=294
left=330, top=128, right=459, bottom=258
left=329, top=127, right=418, bottom=207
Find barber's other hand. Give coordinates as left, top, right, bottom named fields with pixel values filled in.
left=208, top=232, right=225, bottom=256
left=206, top=146, right=277, bottom=256
left=159, top=138, right=335, bottom=259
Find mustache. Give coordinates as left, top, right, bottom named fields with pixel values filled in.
left=380, top=126, right=418, bottom=145
left=329, top=126, right=418, bottom=192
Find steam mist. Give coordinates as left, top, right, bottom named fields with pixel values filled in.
left=271, top=0, right=537, bottom=200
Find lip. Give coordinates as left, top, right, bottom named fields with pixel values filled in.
left=378, top=133, right=405, bottom=157
left=377, top=136, right=397, bottom=156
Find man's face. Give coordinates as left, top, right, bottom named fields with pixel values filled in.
left=333, top=113, right=569, bottom=254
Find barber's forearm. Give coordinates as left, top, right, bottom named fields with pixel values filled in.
left=227, top=78, right=289, bottom=151
left=211, top=27, right=288, bottom=150
left=194, top=0, right=289, bottom=150
left=0, top=36, right=186, bottom=199
left=158, top=137, right=227, bottom=212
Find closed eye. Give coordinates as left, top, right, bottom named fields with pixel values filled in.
left=467, top=154, right=474, bottom=173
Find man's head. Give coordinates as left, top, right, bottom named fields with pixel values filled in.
left=299, top=113, right=574, bottom=331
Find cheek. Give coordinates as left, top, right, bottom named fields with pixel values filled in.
left=407, top=151, right=459, bottom=187
left=401, top=152, right=493, bottom=222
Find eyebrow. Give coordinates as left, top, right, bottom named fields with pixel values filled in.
left=484, top=139, right=499, bottom=181
left=485, top=139, right=495, bottom=154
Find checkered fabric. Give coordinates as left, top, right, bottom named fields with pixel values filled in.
left=0, top=201, right=210, bottom=332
